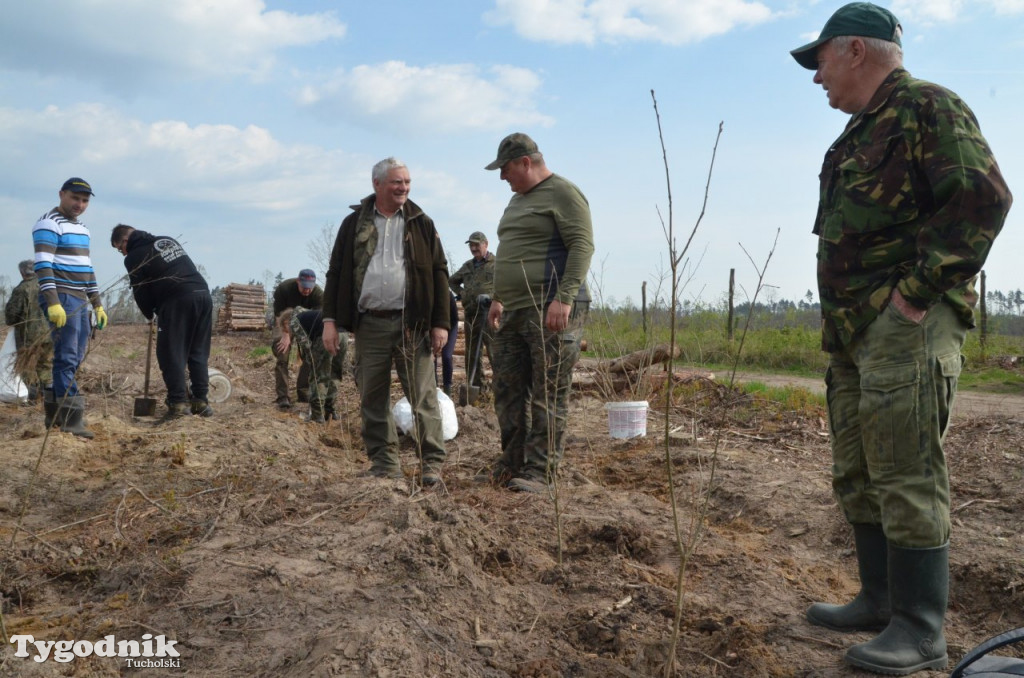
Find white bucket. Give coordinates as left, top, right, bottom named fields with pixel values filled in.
left=605, top=401, right=648, bottom=439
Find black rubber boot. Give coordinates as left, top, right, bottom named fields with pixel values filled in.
left=43, top=387, right=58, bottom=428
left=56, top=395, right=95, bottom=439
left=844, top=543, right=948, bottom=675
left=807, top=523, right=890, bottom=631
left=190, top=399, right=214, bottom=417
left=308, top=397, right=326, bottom=423
left=161, top=402, right=190, bottom=422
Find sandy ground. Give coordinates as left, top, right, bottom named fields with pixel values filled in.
left=1, top=324, right=1022, bottom=677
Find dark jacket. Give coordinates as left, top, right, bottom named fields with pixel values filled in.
left=323, top=195, right=449, bottom=333
left=123, top=230, right=209, bottom=319
left=273, top=278, right=323, bottom=317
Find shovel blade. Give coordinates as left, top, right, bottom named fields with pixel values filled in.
left=458, top=384, right=481, bottom=407
left=133, top=397, right=158, bottom=417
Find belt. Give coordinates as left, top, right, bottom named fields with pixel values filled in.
left=362, top=309, right=403, bottom=319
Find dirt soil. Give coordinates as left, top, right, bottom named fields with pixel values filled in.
left=1, top=324, right=1022, bottom=677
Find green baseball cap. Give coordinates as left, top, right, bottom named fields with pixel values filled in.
left=484, top=132, right=539, bottom=171
left=790, top=2, right=901, bottom=70
left=465, top=231, right=488, bottom=244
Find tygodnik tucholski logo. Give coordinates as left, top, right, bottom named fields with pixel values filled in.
left=10, top=633, right=181, bottom=667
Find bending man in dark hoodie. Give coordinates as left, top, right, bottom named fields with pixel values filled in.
left=112, top=224, right=214, bottom=419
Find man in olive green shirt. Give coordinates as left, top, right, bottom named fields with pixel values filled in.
left=485, top=133, right=594, bottom=494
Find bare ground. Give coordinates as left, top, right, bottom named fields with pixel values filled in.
left=1, top=324, right=1022, bottom=677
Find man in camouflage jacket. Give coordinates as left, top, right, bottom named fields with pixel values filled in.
left=4, top=260, right=52, bottom=399
left=449, top=231, right=495, bottom=389
left=278, top=306, right=347, bottom=423
left=791, top=3, right=1012, bottom=675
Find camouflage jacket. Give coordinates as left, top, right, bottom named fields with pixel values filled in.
left=4, top=276, right=51, bottom=351
left=814, top=69, right=1012, bottom=352
left=449, top=253, right=494, bottom=322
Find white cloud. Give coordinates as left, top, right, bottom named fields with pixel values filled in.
left=483, top=0, right=775, bottom=45
left=891, top=0, right=1024, bottom=22
left=0, top=0, right=346, bottom=87
left=298, top=61, right=555, bottom=133
left=0, top=104, right=360, bottom=211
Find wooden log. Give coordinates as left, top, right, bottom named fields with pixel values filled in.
left=600, top=344, right=680, bottom=374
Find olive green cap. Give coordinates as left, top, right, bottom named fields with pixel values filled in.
left=484, top=132, right=539, bottom=170
left=790, top=2, right=901, bottom=70
left=465, top=231, right=487, bottom=244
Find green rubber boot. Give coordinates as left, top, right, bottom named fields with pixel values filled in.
left=807, top=523, right=890, bottom=631
left=844, top=543, right=948, bottom=675
left=56, top=395, right=95, bottom=440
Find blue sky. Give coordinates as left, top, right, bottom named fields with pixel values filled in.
left=1, top=0, right=1020, bottom=310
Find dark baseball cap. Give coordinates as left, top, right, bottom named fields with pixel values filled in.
left=298, top=269, right=316, bottom=289
left=61, top=177, right=95, bottom=195
left=790, top=2, right=901, bottom=70
left=465, top=231, right=487, bottom=244
left=485, top=132, right=539, bottom=170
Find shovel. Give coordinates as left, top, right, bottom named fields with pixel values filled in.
left=133, top=317, right=158, bottom=416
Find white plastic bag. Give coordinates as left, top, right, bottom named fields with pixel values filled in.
left=392, top=388, right=459, bottom=441
left=0, top=330, right=29, bottom=403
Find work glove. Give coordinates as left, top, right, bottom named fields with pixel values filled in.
left=95, top=306, right=108, bottom=330
left=47, top=304, right=67, bottom=328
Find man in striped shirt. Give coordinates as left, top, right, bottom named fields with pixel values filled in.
left=32, top=177, right=108, bottom=439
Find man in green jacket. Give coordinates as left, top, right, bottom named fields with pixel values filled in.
left=449, top=231, right=495, bottom=390
left=4, top=260, right=52, bottom=401
left=791, top=3, right=1012, bottom=674
left=321, top=157, right=450, bottom=486
left=484, top=133, right=594, bottom=494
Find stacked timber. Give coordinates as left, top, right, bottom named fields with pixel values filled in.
left=217, top=283, right=267, bottom=332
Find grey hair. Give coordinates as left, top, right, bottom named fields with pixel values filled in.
left=831, top=32, right=903, bottom=69
left=18, top=259, right=34, bottom=277
left=372, top=157, right=408, bottom=183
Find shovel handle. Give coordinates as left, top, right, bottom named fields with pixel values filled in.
left=143, top=317, right=155, bottom=397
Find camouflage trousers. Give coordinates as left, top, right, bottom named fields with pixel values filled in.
left=291, top=319, right=348, bottom=419
left=491, top=304, right=585, bottom=480
left=826, top=301, right=966, bottom=547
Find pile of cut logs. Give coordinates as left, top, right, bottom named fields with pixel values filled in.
left=216, top=283, right=267, bottom=332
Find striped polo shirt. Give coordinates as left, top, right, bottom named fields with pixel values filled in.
left=32, top=208, right=99, bottom=306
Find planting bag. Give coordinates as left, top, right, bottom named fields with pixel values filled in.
left=0, top=330, right=28, bottom=403
left=392, top=388, right=458, bottom=441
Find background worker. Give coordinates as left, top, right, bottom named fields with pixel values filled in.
left=4, top=259, right=52, bottom=402
left=33, top=177, right=108, bottom=439
left=276, top=306, right=348, bottom=423
left=484, top=133, right=594, bottom=494
left=112, top=224, right=214, bottom=419
left=272, top=269, right=323, bottom=410
left=449, top=231, right=495, bottom=391
left=791, top=3, right=1012, bottom=674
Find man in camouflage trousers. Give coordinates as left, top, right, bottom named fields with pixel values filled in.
left=791, top=3, right=1012, bottom=674
left=484, top=133, right=593, bottom=494
left=449, top=231, right=495, bottom=390
left=278, top=307, right=348, bottom=423
left=4, top=260, right=52, bottom=401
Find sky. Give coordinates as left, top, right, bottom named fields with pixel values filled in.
left=1, top=0, right=1021, bottom=311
